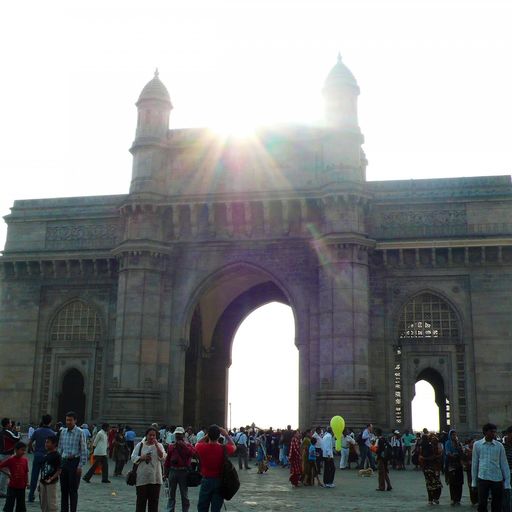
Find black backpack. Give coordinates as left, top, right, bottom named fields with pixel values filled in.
left=220, top=446, right=240, bottom=501
left=383, top=440, right=393, bottom=461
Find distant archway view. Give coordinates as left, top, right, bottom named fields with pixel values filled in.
left=227, top=303, right=297, bottom=430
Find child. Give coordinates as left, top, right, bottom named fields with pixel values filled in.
left=0, top=441, right=29, bottom=512
left=39, top=436, right=61, bottom=512
left=308, top=438, right=324, bottom=487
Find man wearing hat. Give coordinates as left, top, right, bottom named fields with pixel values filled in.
left=164, top=426, right=196, bottom=512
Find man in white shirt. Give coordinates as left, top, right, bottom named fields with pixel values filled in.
left=322, top=427, right=336, bottom=487
left=471, top=422, right=510, bottom=512
left=82, top=423, right=110, bottom=483
left=340, top=430, right=356, bottom=469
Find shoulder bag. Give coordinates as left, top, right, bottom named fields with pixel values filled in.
left=219, top=445, right=240, bottom=501
left=126, top=443, right=143, bottom=486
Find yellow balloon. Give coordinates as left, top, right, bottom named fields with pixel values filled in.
left=330, top=415, right=345, bottom=438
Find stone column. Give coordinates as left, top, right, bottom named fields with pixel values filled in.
left=314, top=239, right=374, bottom=426
left=106, top=251, right=167, bottom=427
left=167, top=337, right=188, bottom=424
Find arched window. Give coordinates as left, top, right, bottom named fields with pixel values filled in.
left=50, top=300, right=101, bottom=342
left=398, top=293, right=459, bottom=341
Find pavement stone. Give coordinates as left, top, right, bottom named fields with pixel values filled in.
left=24, top=457, right=477, bottom=511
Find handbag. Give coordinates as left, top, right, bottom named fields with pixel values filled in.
left=219, top=445, right=240, bottom=501
left=186, top=457, right=202, bottom=487
left=126, top=443, right=143, bottom=486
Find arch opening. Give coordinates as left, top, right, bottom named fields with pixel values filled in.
left=183, top=265, right=298, bottom=428
left=57, top=368, right=86, bottom=424
left=227, top=302, right=297, bottom=429
left=412, top=368, right=449, bottom=433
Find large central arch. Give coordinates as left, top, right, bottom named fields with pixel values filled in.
left=182, top=263, right=297, bottom=427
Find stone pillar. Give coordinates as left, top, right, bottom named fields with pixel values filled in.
left=314, top=239, right=374, bottom=426
left=167, top=337, right=187, bottom=424
left=106, top=250, right=167, bottom=427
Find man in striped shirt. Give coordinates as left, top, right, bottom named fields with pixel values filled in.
left=58, top=412, right=88, bottom=512
left=471, top=423, right=510, bottom=512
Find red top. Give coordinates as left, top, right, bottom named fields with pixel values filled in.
left=195, top=441, right=236, bottom=478
left=164, top=441, right=197, bottom=469
left=0, top=455, right=29, bottom=489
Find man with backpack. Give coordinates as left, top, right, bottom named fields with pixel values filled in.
left=358, top=424, right=376, bottom=471
left=233, top=427, right=251, bottom=470
left=375, top=428, right=392, bottom=491
left=195, top=425, right=237, bottom=512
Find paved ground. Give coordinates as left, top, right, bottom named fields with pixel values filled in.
left=25, top=458, right=477, bottom=511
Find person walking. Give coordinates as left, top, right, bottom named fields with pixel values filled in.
left=57, top=412, right=88, bottom=512
left=390, top=430, right=404, bottom=470
left=131, top=427, right=166, bottom=512
left=322, top=427, right=336, bottom=488
left=375, top=428, right=392, bottom=491
left=444, top=429, right=464, bottom=506
left=307, top=437, right=324, bottom=487
left=300, top=430, right=312, bottom=485
left=195, top=425, right=236, bottom=512
left=27, top=414, right=54, bottom=502
left=83, top=423, right=110, bottom=483
left=256, top=431, right=268, bottom=474
left=112, top=428, right=130, bottom=477
left=288, top=430, right=302, bottom=487
left=163, top=426, right=196, bottom=512
left=125, top=426, right=136, bottom=455
left=419, top=432, right=443, bottom=505
left=471, top=423, right=510, bottom=512
left=234, top=427, right=251, bottom=470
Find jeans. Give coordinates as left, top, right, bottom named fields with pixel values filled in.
left=136, top=483, right=161, bottom=512
left=60, top=458, right=81, bottom=512
left=29, top=453, right=45, bottom=500
left=0, top=453, right=10, bottom=495
left=4, top=487, right=26, bottom=512
left=197, top=477, right=223, bottom=512
left=323, top=458, right=335, bottom=485
left=477, top=479, right=503, bottom=512
left=281, top=445, right=289, bottom=466
left=83, top=455, right=109, bottom=482
left=404, top=445, right=412, bottom=465
left=359, top=444, right=376, bottom=470
left=237, top=445, right=249, bottom=469
left=503, top=488, right=511, bottom=512
left=340, top=448, right=349, bottom=469
left=166, top=469, right=189, bottom=512
left=377, top=459, right=391, bottom=490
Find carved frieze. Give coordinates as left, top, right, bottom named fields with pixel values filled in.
left=45, top=222, right=119, bottom=250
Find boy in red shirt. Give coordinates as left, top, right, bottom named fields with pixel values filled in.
left=0, top=441, right=29, bottom=512
left=195, top=425, right=236, bottom=512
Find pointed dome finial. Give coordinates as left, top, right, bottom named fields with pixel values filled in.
left=337, top=52, right=342, bottom=63
left=154, top=68, right=159, bottom=78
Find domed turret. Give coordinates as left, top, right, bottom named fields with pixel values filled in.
left=134, top=69, right=172, bottom=142
left=130, top=69, right=172, bottom=194
left=323, top=54, right=360, bottom=130
left=137, top=69, right=172, bottom=105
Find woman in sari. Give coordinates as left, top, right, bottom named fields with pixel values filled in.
left=419, top=433, right=443, bottom=505
left=301, top=430, right=312, bottom=485
left=289, top=430, right=302, bottom=487
left=444, top=429, right=464, bottom=506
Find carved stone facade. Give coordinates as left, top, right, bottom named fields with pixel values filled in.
left=1, top=61, right=512, bottom=431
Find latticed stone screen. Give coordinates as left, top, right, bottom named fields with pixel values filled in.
left=398, top=293, right=459, bottom=340
left=50, top=300, right=101, bottom=342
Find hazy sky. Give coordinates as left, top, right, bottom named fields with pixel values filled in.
left=1, top=0, right=510, bottom=429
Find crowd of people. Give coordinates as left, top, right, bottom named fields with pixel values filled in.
left=2, top=415, right=512, bottom=511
